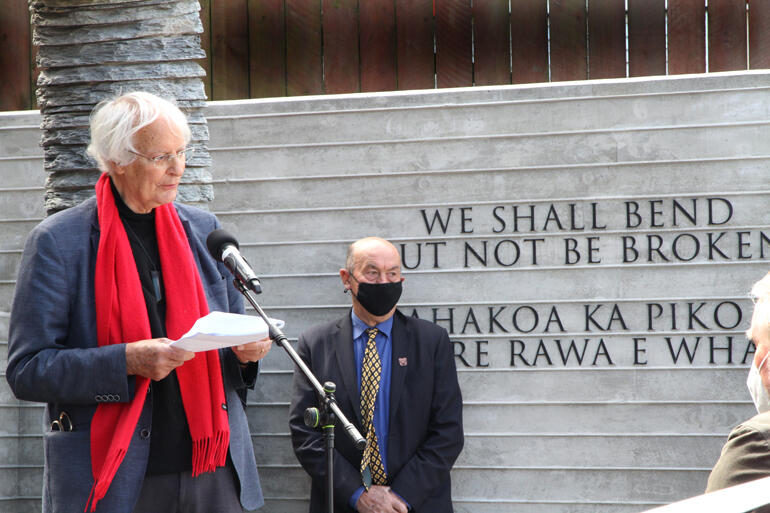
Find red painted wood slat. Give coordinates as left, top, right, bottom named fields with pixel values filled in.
left=360, top=1, right=397, bottom=92
left=396, top=0, right=435, bottom=91
left=750, top=0, right=770, bottom=69
left=0, top=0, right=32, bottom=111
left=249, top=0, right=287, bottom=98
left=708, top=0, right=748, bottom=72
left=668, top=0, right=706, bottom=74
left=323, top=0, right=360, bottom=94
left=511, top=0, right=548, bottom=84
left=435, top=0, right=473, bottom=88
left=286, top=0, right=323, bottom=96
left=211, top=0, right=250, bottom=100
left=473, top=0, right=510, bottom=86
left=628, top=0, right=666, bottom=77
left=588, top=0, right=626, bottom=79
left=550, top=0, right=587, bottom=81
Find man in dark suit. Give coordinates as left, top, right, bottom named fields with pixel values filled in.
left=289, top=237, right=464, bottom=513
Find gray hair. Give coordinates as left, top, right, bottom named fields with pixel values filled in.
left=86, top=91, right=191, bottom=173
left=748, top=272, right=770, bottom=340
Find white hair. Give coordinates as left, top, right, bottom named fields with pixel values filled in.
left=748, top=272, right=770, bottom=340
left=86, top=91, right=191, bottom=173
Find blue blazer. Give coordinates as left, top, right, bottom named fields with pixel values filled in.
left=6, top=197, right=264, bottom=513
left=289, top=310, right=464, bottom=512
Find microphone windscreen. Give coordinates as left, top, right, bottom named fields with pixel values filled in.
left=206, top=229, right=239, bottom=261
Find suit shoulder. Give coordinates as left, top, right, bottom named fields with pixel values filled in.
left=733, top=411, right=770, bottom=441
left=397, top=311, right=448, bottom=337
left=175, top=202, right=219, bottom=230
left=25, top=197, right=96, bottom=248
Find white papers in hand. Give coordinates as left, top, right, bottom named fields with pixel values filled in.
left=170, top=311, right=285, bottom=352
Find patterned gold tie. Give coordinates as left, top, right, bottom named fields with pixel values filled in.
left=360, top=327, right=387, bottom=489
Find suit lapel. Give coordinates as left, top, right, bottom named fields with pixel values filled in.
left=388, top=311, right=409, bottom=431
left=334, top=314, right=363, bottom=426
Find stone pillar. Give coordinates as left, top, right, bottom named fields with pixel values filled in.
left=30, top=0, right=212, bottom=214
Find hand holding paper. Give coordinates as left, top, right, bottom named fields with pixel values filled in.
left=171, top=311, right=285, bottom=353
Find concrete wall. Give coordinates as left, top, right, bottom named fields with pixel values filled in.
left=1, top=71, right=769, bottom=512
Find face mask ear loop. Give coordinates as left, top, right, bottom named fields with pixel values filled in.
left=759, top=351, right=770, bottom=373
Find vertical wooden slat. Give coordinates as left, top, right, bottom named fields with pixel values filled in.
left=359, top=1, right=397, bottom=92
left=668, top=0, right=706, bottom=74
left=628, top=0, right=666, bottom=77
left=286, top=0, right=322, bottom=96
left=511, top=0, right=548, bottom=84
left=249, top=0, right=287, bottom=98
left=550, top=0, right=587, bottom=81
left=198, top=0, right=212, bottom=99
left=322, top=0, right=359, bottom=94
left=211, top=0, right=250, bottom=100
left=588, top=0, right=626, bottom=79
left=0, top=0, right=32, bottom=111
left=749, top=0, right=770, bottom=69
left=396, top=0, right=435, bottom=90
left=473, top=0, right=510, bottom=86
left=708, top=0, right=748, bottom=72
left=435, top=0, right=473, bottom=88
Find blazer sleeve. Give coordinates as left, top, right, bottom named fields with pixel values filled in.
left=390, top=327, right=464, bottom=510
left=289, top=331, right=363, bottom=511
left=707, top=420, right=770, bottom=498
left=6, top=222, right=131, bottom=404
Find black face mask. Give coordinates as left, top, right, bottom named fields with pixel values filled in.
left=353, top=280, right=402, bottom=316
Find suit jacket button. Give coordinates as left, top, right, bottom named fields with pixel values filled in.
left=140, top=428, right=150, bottom=439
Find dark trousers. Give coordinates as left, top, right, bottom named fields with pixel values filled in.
left=132, top=463, right=245, bottom=513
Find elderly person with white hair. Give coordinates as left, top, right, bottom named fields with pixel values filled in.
left=707, top=271, right=770, bottom=510
left=6, top=92, right=267, bottom=513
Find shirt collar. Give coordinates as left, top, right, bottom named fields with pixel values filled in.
left=351, top=310, right=394, bottom=341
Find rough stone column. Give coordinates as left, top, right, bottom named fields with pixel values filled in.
left=30, top=0, right=212, bottom=214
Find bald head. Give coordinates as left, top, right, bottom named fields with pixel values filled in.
left=345, top=237, right=399, bottom=273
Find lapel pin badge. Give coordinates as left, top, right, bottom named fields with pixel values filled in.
left=398, top=357, right=407, bottom=367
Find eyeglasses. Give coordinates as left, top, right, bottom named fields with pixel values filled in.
left=129, top=147, right=195, bottom=166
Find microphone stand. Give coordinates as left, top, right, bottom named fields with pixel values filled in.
left=232, top=280, right=366, bottom=513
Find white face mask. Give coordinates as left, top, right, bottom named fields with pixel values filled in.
left=747, top=352, right=770, bottom=414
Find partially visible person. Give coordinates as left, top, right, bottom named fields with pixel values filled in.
left=707, top=271, right=770, bottom=510
left=289, top=236, right=464, bottom=513
left=6, top=92, right=268, bottom=513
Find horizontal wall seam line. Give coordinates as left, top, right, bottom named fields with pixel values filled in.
left=244, top=400, right=749, bottom=407
left=209, top=155, right=770, bottom=183
left=245, top=431, right=732, bottom=438
left=205, top=84, right=770, bottom=120
left=213, top=189, right=770, bottom=215
left=259, top=365, right=753, bottom=374
left=209, top=120, right=770, bottom=151
left=207, top=155, right=770, bottom=183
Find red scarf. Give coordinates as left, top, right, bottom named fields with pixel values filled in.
left=86, top=173, right=229, bottom=511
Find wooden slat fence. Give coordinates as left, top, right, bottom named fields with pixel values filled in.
left=1, top=1, right=769, bottom=111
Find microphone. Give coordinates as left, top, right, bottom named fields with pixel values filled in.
left=206, top=229, right=262, bottom=294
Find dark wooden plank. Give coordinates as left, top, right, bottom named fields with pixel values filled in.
left=435, top=0, right=473, bottom=88
left=198, top=0, right=212, bottom=100
left=588, top=0, right=625, bottom=79
left=395, top=0, right=434, bottom=90
left=667, top=0, right=706, bottom=74
left=359, top=0, right=397, bottom=92
left=549, top=0, right=587, bottom=81
left=322, top=0, right=359, bottom=94
left=286, top=0, right=323, bottom=96
left=750, top=0, right=770, bottom=69
left=211, top=0, right=250, bottom=100
left=628, top=0, right=666, bottom=77
left=708, top=0, right=748, bottom=72
left=510, top=0, right=548, bottom=84
left=473, top=0, right=510, bottom=85
left=0, top=0, right=32, bottom=111
left=249, top=0, right=287, bottom=98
